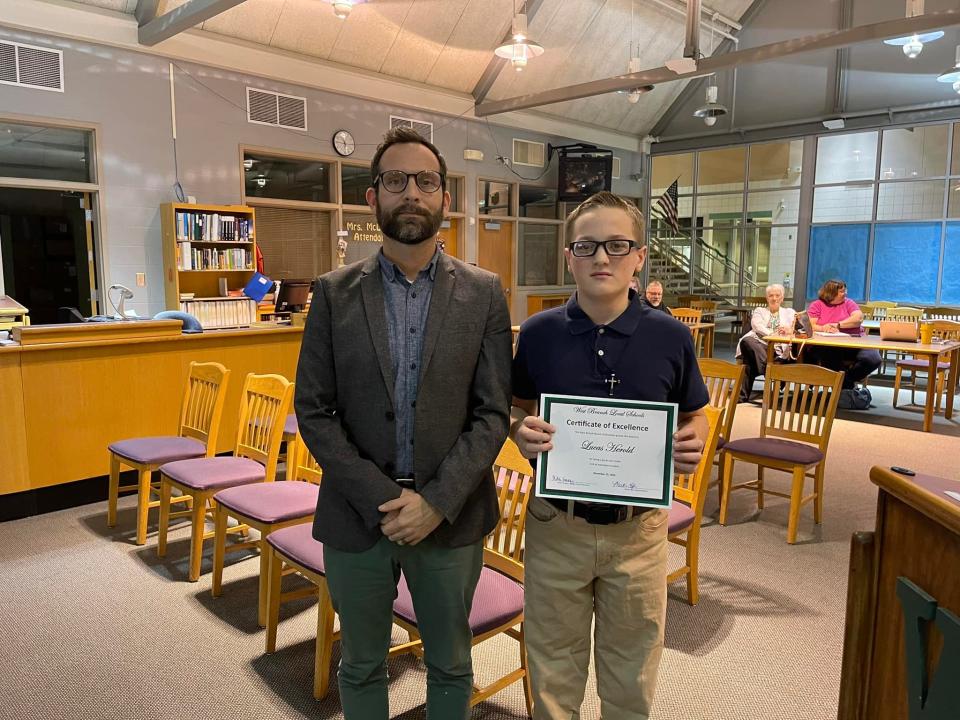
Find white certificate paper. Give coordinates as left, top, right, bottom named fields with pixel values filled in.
left=537, top=393, right=677, bottom=508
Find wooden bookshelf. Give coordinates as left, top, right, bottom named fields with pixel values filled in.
left=160, top=203, right=258, bottom=329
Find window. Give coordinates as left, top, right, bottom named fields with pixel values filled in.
left=342, top=211, right=383, bottom=264
left=255, top=207, right=332, bottom=280
left=519, top=186, right=558, bottom=219
left=651, top=153, right=693, bottom=196
left=479, top=180, right=513, bottom=216
left=806, top=224, right=870, bottom=300
left=0, top=120, right=93, bottom=183
left=815, top=131, right=878, bottom=184
left=341, top=164, right=371, bottom=206
left=880, top=125, right=948, bottom=179
left=518, top=224, right=560, bottom=286
left=447, top=176, right=464, bottom=214
left=870, top=223, right=940, bottom=305
left=243, top=152, right=332, bottom=203
left=698, top=147, right=746, bottom=193
left=748, top=140, right=803, bottom=189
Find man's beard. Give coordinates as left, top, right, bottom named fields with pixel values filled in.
left=377, top=203, right=444, bottom=246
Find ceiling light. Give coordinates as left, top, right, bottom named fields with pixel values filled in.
left=242, top=158, right=255, bottom=171
left=693, top=81, right=727, bottom=127
left=254, top=176, right=268, bottom=188
left=494, top=11, right=544, bottom=71
left=331, top=0, right=354, bottom=19
left=937, top=45, right=960, bottom=94
left=617, top=57, right=654, bottom=104
left=883, top=0, right=943, bottom=58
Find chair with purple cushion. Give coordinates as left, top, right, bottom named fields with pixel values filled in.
left=719, top=363, right=843, bottom=544
left=107, top=361, right=230, bottom=545
left=698, top=358, right=745, bottom=502
left=390, top=456, right=534, bottom=715
left=157, top=372, right=293, bottom=581
left=893, top=319, right=960, bottom=412
left=667, top=406, right=722, bottom=605
left=212, top=432, right=322, bottom=627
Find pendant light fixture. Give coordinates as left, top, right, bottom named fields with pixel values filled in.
left=617, top=5, right=654, bottom=104
left=883, top=0, right=943, bottom=58
left=494, top=1, right=544, bottom=72
left=330, top=0, right=360, bottom=20
left=937, top=45, right=960, bottom=94
left=692, top=18, right=727, bottom=127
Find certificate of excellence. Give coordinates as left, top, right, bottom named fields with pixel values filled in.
left=536, top=393, right=677, bottom=509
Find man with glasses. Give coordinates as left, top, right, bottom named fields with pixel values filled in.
left=643, top=279, right=671, bottom=314
left=295, top=127, right=512, bottom=719
left=511, top=192, right=708, bottom=719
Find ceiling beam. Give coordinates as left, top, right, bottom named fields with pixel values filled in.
left=683, top=0, right=702, bottom=61
left=471, top=0, right=547, bottom=105
left=134, top=0, right=160, bottom=26
left=138, top=0, right=249, bottom=46
left=475, top=9, right=960, bottom=117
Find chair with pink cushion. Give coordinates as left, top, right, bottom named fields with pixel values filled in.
left=667, top=406, right=722, bottom=605
left=156, top=373, right=293, bottom=582
left=212, top=432, right=321, bottom=627
left=719, top=363, right=843, bottom=544
left=107, top=361, right=230, bottom=545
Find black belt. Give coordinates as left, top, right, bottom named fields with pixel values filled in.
left=546, top=498, right=636, bottom=525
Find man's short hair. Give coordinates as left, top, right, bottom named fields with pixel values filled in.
left=564, top=191, right=645, bottom=246
left=370, top=127, right=447, bottom=190
left=646, top=280, right=663, bottom=291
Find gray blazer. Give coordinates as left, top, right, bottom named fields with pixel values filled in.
left=295, top=252, right=513, bottom=552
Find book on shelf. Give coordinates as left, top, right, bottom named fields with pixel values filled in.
left=179, top=297, right=256, bottom=329
left=176, top=243, right=252, bottom=271
left=176, top=210, right=253, bottom=243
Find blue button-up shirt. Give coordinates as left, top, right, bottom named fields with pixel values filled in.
left=378, top=249, right=440, bottom=477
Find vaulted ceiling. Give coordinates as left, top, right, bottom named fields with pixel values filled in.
left=68, top=0, right=756, bottom=138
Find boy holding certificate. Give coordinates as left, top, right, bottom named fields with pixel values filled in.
left=511, top=191, right=709, bottom=720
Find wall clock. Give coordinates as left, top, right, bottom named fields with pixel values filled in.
left=332, top=129, right=356, bottom=157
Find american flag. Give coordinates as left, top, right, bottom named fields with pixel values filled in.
left=653, top=178, right=680, bottom=234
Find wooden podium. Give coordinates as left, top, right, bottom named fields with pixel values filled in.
left=837, top=466, right=960, bottom=719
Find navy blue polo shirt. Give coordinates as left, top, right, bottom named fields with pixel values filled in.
left=513, top=291, right=709, bottom=412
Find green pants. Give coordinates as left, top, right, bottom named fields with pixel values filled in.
left=323, top=535, right=483, bottom=720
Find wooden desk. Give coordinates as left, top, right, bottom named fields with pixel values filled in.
left=1, top=323, right=302, bottom=495
left=762, top=333, right=960, bottom=432
left=838, top=466, right=960, bottom=719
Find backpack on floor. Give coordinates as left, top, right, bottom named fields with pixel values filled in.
left=838, top=385, right=872, bottom=410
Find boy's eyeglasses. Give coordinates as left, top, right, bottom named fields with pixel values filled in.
left=569, top=239, right=639, bottom=258
left=374, top=170, right=444, bottom=193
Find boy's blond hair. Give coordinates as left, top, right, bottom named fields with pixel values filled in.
left=564, top=191, right=646, bottom=245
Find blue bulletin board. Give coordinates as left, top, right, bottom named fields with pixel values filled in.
left=942, top=223, right=960, bottom=305
left=869, top=223, right=940, bottom=305
left=806, top=224, right=870, bottom=300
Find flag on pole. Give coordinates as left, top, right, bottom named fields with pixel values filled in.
left=653, top=178, right=680, bottom=234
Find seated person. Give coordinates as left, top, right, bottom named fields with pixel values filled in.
left=735, top=283, right=796, bottom=402
left=806, top=279, right=881, bottom=389
left=643, top=279, right=671, bottom=313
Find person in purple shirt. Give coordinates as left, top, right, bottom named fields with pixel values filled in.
left=805, top=279, right=881, bottom=389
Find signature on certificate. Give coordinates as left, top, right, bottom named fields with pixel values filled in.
left=550, top=474, right=577, bottom=487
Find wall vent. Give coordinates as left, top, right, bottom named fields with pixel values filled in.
left=512, top=138, right=545, bottom=167
left=613, top=157, right=621, bottom=180
left=0, top=41, right=64, bottom=92
left=390, top=115, right=434, bottom=143
left=247, top=87, right=308, bottom=131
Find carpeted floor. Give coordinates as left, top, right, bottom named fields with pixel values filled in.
left=1, top=384, right=957, bottom=720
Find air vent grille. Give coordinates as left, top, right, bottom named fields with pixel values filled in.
left=613, top=157, right=621, bottom=180
left=0, top=41, right=63, bottom=92
left=513, top=138, right=545, bottom=167
left=390, top=115, right=434, bottom=143
left=247, top=87, right=307, bottom=131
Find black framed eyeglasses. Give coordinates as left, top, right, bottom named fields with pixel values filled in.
left=374, top=170, right=444, bottom=193
left=569, top=239, right=639, bottom=257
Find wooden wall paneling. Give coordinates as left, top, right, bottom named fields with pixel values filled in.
left=0, top=350, right=30, bottom=494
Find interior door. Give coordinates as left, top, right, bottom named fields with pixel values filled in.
left=478, top=219, right=514, bottom=302
left=437, top=217, right=460, bottom=259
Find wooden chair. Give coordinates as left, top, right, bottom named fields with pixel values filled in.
left=690, top=299, right=718, bottom=313
left=923, top=306, right=960, bottom=321
left=894, top=320, right=960, bottom=412
left=880, top=307, right=924, bottom=372
left=671, top=307, right=704, bottom=355
left=719, top=363, right=844, bottom=544
left=212, top=432, right=321, bottom=627
left=698, top=358, right=746, bottom=502
left=866, top=300, right=897, bottom=320
left=107, top=361, right=230, bottom=546
left=391, top=456, right=534, bottom=715
left=157, top=373, right=294, bottom=581
left=668, top=406, right=723, bottom=605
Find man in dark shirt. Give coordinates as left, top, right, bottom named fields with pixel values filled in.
left=295, top=128, right=512, bottom=719
left=511, top=192, right=708, bottom=719
left=643, top=279, right=671, bottom=313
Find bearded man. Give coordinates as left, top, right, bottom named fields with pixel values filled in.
left=294, top=127, right=513, bottom=719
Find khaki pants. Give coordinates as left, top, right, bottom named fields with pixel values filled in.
left=524, top=495, right=668, bottom=720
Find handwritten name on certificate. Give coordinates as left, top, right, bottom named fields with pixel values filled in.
left=537, top=394, right=677, bottom=508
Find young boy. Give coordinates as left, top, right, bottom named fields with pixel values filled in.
left=511, top=192, right=709, bottom=720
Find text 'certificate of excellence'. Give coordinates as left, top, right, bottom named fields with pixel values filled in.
left=537, top=393, right=677, bottom=509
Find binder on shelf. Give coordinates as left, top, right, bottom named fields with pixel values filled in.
left=243, top=272, right=273, bottom=302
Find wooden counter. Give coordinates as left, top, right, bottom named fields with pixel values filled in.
left=838, top=466, right=960, bottom=719
left=1, top=323, right=302, bottom=495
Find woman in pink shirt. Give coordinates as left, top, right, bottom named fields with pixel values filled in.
left=805, top=279, right=881, bottom=389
